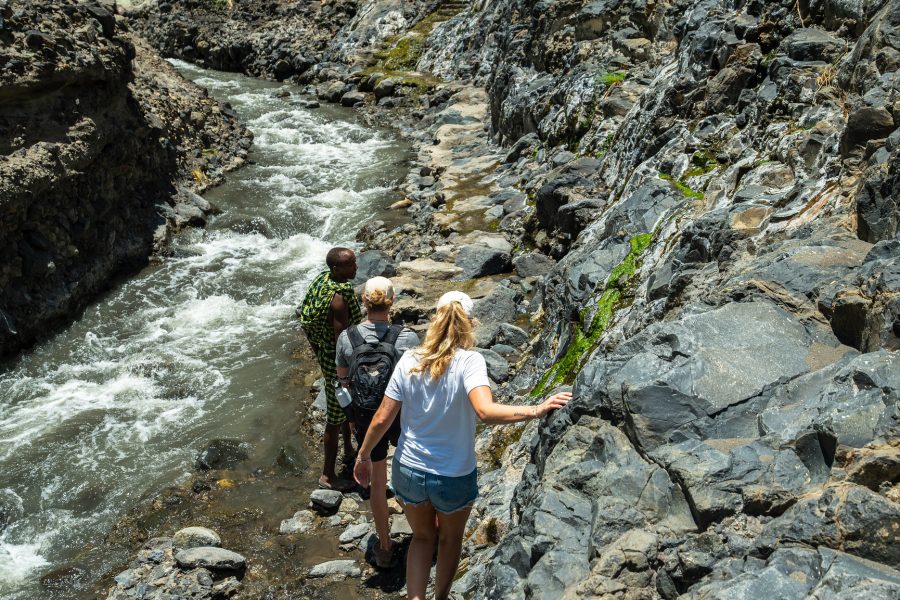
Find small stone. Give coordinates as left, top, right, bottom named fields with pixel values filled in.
left=310, top=489, right=343, bottom=510
left=387, top=498, right=403, bottom=514
left=339, top=522, right=371, bottom=543
left=308, top=559, right=361, bottom=578
left=173, top=527, right=221, bottom=550
left=390, top=515, right=413, bottom=537
left=280, top=510, right=316, bottom=534
left=340, top=497, right=360, bottom=512
left=390, top=198, right=415, bottom=209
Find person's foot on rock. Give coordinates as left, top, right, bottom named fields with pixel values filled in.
left=318, top=475, right=353, bottom=492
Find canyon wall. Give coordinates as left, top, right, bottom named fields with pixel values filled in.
left=0, top=0, right=248, bottom=358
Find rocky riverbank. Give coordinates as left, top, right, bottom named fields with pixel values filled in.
left=0, top=0, right=249, bottom=359
left=53, top=0, right=900, bottom=598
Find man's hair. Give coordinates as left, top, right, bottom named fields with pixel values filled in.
left=326, top=247, right=355, bottom=270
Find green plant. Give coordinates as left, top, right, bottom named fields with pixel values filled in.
left=659, top=173, right=704, bottom=200
left=533, top=234, right=653, bottom=396
left=595, top=133, right=615, bottom=158
left=683, top=149, right=719, bottom=178
left=596, top=71, right=626, bottom=86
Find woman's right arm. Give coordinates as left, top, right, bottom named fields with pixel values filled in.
left=468, top=386, right=571, bottom=425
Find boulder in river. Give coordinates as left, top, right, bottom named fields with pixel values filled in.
left=174, top=547, right=247, bottom=574
left=310, top=489, right=343, bottom=512
left=0, top=489, right=24, bottom=532
left=173, top=527, right=221, bottom=550
left=308, top=559, right=361, bottom=578
left=194, top=439, right=251, bottom=471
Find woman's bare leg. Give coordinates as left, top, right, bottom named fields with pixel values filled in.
left=370, top=459, right=392, bottom=551
left=402, top=500, right=438, bottom=600
left=434, top=506, right=472, bottom=600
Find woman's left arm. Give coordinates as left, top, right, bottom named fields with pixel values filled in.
left=469, top=387, right=571, bottom=425
left=353, top=397, right=402, bottom=487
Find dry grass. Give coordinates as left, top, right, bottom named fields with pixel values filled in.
left=816, top=64, right=836, bottom=89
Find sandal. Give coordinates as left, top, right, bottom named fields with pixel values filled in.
left=318, top=476, right=353, bottom=492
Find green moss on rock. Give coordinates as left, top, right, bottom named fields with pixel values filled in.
left=533, top=234, right=652, bottom=396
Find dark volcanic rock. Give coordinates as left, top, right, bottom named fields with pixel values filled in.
left=755, top=484, right=900, bottom=567
left=455, top=245, right=512, bottom=279
left=782, top=28, right=847, bottom=62
left=352, top=249, right=397, bottom=285
left=194, top=439, right=251, bottom=471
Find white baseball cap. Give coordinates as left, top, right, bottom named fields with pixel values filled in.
left=436, top=290, right=474, bottom=316
left=364, top=276, right=394, bottom=300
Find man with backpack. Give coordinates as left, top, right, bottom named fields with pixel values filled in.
left=336, top=276, right=419, bottom=568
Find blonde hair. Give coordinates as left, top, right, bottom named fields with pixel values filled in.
left=365, top=288, right=394, bottom=310
left=410, top=301, right=475, bottom=379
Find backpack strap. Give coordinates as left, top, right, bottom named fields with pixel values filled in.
left=382, top=324, right=403, bottom=347
left=347, top=325, right=367, bottom=349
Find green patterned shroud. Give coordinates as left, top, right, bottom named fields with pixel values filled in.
left=298, top=270, right=363, bottom=350
left=299, top=270, right=362, bottom=425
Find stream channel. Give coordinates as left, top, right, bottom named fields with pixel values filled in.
left=0, top=61, right=410, bottom=599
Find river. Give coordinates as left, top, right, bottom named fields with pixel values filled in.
left=0, top=61, right=409, bottom=599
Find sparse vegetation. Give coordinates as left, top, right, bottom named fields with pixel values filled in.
left=816, top=64, right=836, bottom=89
left=659, top=173, right=704, bottom=199
left=597, top=71, right=627, bottom=86
left=191, top=167, right=209, bottom=185
left=533, top=234, right=653, bottom=396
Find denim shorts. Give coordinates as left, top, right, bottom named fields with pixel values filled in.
left=391, top=462, right=478, bottom=513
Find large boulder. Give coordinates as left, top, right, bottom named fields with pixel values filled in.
left=578, top=301, right=853, bottom=450
left=754, top=484, right=900, bottom=567
left=352, top=249, right=397, bottom=285
left=476, top=347, right=510, bottom=382
left=455, top=245, right=512, bottom=279
left=782, top=28, right=847, bottom=62
left=340, top=91, right=366, bottom=107
left=317, top=80, right=349, bottom=103
left=856, top=147, right=900, bottom=242
left=690, top=547, right=900, bottom=598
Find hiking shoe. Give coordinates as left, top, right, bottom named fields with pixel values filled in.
left=374, top=545, right=393, bottom=569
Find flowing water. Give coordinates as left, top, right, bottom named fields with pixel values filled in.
left=0, top=61, right=409, bottom=599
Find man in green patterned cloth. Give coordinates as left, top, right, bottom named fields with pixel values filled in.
left=298, top=247, right=363, bottom=490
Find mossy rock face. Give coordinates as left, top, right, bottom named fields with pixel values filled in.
left=659, top=173, right=704, bottom=200
left=380, top=34, right=426, bottom=71
left=533, top=234, right=653, bottom=396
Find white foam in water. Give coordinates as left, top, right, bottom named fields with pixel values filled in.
left=0, top=61, right=403, bottom=599
left=0, top=541, right=48, bottom=584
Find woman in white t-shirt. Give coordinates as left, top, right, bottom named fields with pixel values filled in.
left=354, top=291, right=571, bottom=600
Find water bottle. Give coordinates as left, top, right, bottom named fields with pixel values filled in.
left=335, top=384, right=354, bottom=421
